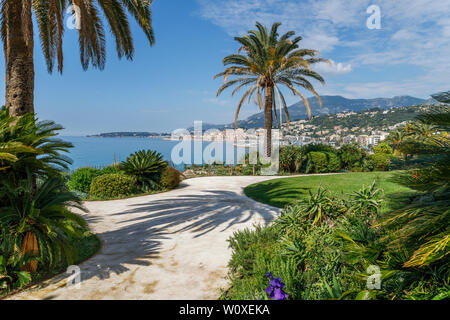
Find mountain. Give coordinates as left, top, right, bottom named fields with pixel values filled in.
left=193, top=95, right=427, bottom=131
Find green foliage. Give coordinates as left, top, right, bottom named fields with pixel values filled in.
left=347, top=182, right=383, bottom=215
left=160, top=167, right=181, bottom=190
left=232, top=121, right=449, bottom=301
left=326, top=152, right=341, bottom=172
left=370, top=153, right=392, bottom=171
left=0, top=172, right=89, bottom=292
left=0, top=110, right=99, bottom=295
left=0, top=107, right=73, bottom=182
left=223, top=226, right=304, bottom=300
left=120, top=150, right=167, bottom=191
left=362, top=158, right=375, bottom=172
left=90, top=174, right=136, bottom=199
left=279, top=145, right=304, bottom=173
left=215, top=22, right=328, bottom=134
left=339, top=143, right=364, bottom=169
left=290, top=186, right=346, bottom=225
left=374, top=143, right=393, bottom=155
left=306, top=152, right=328, bottom=173
left=100, top=165, right=122, bottom=175
left=67, top=167, right=102, bottom=194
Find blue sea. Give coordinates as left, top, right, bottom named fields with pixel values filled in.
left=63, top=136, right=248, bottom=171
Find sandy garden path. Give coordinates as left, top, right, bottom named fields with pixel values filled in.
left=9, top=176, right=290, bottom=300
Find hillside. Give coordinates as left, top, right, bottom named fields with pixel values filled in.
left=192, top=95, right=427, bottom=131
left=282, top=104, right=436, bottom=138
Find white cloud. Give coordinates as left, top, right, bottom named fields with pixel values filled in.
left=313, top=59, right=352, bottom=75
left=197, top=0, right=450, bottom=98
left=391, top=29, right=417, bottom=41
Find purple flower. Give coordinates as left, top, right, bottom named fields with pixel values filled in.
left=265, top=272, right=288, bottom=300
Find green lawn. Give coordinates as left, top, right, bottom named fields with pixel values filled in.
left=245, top=171, right=415, bottom=212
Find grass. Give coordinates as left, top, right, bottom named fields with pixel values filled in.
left=244, top=171, right=416, bottom=213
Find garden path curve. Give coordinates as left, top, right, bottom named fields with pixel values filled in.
left=9, top=174, right=342, bottom=300
left=8, top=175, right=310, bottom=300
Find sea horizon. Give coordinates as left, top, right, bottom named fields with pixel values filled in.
left=62, top=136, right=249, bottom=171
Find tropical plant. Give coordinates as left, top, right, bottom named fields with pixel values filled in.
left=279, top=145, right=305, bottom=173
left=0, top=172, right=87, bottom=274
left=347, top=182, right=383, bottom=216
left=380, top=104, right=450, bottom=268
left=215, top=22, right=328, bottom=156
left=405, top=121, right=436, bottom=141
left=386, top=128, right=407, bottom=157
left=293, top=186, right=336, bottom=225
left=2, top=0, right=155, bottom=116
left=119, top=150, right=167, bottom=190
left=0, top=107, right=73, bottom=180
left=336, top=101, right=450, bottom=300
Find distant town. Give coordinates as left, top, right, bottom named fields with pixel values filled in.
left=90, top=104, right=436, bottom=150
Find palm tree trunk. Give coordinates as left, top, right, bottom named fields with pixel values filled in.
left=21, top=231, right=39, bottom=273
left=263, top=87, right=274, bottom=157
left=4, top=1, right=35, bottom=117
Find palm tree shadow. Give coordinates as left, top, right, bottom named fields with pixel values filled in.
left=113, top=189, right=279, bottom=238
left=245, top=180, right=310, bottom=208
left=44, top=188, right=280, bottom=288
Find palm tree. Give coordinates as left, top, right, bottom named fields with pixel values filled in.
left=406, top=121, right=436, bottom=141
left=215, top=22, right=328, bottom=156
left=0, top=107, right=73, bottom=178
left=2, top=0, right=154, bottom=117
left=119, top=149, right=167, bottom=190
left=1, top=173, right=87, bottom=273
left=386, top=128, right=407, bottom=157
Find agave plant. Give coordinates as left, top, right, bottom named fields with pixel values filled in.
left=0, top=172, right=87, bottom=273
left=120, top=150, right=167, bottom=190
left=295, top=186, right=335, bottom=225
left=347, top=182, right=383, bottom=216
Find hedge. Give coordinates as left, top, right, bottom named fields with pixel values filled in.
left=90, top=174, right=135, bottom=199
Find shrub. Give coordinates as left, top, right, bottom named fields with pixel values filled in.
left=67, top=167, right=102, bottom=194
left=362, top=158, right=375, bottom=172
left=339, top=143, right=365, bottom=169
left=373, top=142, right=393, bottom=155
left=160, top=167, right=181, bottom=189
left=325, top=152, right=341, bottom=172
left=306, top=152, right=328, bottom=173
left=90, top=174, right=135, bottom=199
left=100, top=165, right=122, bottom=175
left=370, top=153, right=391, bottom=171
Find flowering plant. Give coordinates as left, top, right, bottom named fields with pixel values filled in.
left=265, top=272, right=289, bottom=300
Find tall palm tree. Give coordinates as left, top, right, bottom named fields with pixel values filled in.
left=215, top=22, right=328, bottom=156
left=1, top=0, right=154, bottom=117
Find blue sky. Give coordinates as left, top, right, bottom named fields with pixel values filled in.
left=0, top=0, right=449, bottom=135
